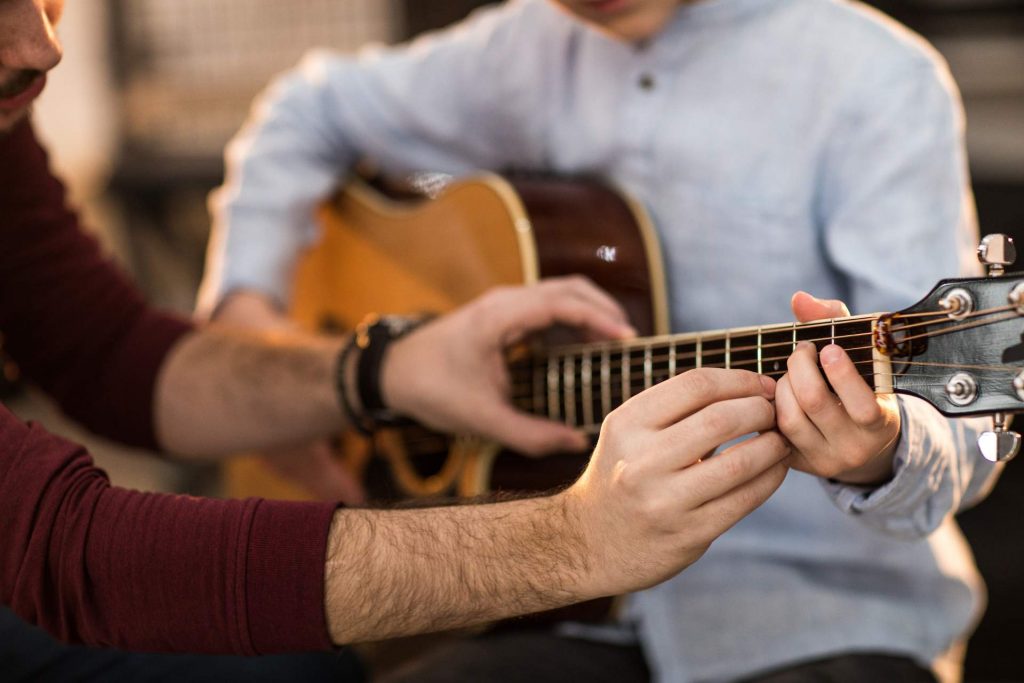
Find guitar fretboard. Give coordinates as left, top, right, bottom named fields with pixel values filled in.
left=510, top=315, right=880, bottom=432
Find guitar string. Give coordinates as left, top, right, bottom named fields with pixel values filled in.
left=508, top=361, right=1021, bottom=418
left=512, top=307, right=1023, bottom=422
left=529, top=305, right=1015, bottom=374
left=511, top=357, right=1023, bottom=412
left=508, top=359, right=1019, bottom=428
left=507, top=354, right=991, bottom=395
left=542, top=304, right=1015, bottom=358
left=507, top=307, right=1020, bottom=392
left=509, top=354, right=1021, bottom=395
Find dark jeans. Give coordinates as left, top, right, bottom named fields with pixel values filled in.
left=380, top=629, right=936, bottom=683
left=0, top=607, right=364, bottom=682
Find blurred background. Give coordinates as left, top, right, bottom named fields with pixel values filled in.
left=14, top=1, right=1024, bottom=679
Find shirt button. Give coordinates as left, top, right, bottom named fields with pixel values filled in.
left=638, top=73, right=655, bottom=90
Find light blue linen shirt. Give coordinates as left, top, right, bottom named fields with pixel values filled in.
left=198, top=1, right=1001, bottom=680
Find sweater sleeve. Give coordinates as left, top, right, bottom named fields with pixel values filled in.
left=0, top=119, right=189, bottom=450
left=0, top=406, right=337, bottom=653
left=0, top=120, right=338, bottom=652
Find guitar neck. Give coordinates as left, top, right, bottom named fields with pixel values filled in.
left=511, top=314, right=883, bottom=432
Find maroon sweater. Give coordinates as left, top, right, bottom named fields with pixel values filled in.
left=0, top=120, right=336, bottom=654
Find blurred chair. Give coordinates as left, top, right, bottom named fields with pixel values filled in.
left=104, top=0, right=401, bottom=309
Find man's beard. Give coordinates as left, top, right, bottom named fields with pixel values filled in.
left=0, top=70, right=43, bottom=100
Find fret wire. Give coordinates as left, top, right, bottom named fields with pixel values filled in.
left=512, top=358, right=879, bottom=400
left=600, top=348, right=611, bottom=420
left=513, top=355, right=879, bottom=385
left=563, top=353, right=576, bottom=427
left=566, top=327, right=876, bottom=368
left=621, top=347, right=631, bottom=401
left=831, top=319, right=836, bottom=346
left=669, top=339, right=677, bottom=377
left=542, top=322, right=880, bottom=368
left=547, top=355, right=560, bottom=421
left=531, top=320, right=887, bottom=384
left=581, top=350, right=594, bottom=428
left=756, top=327, right=762, bottom=375
left=533, top=358, right=543, bottom=417
left=644, top=344, right=653, bottom=390
left=511, top=310, right=1024, bottom=405
left=544, top=314, right=888, bottom=356
left=566, top=310, right=1024, bottom=364
left=514, top=334, right=884, bottom=392
left=725, top=331, right=731, bottom=370
left=791, top=323, right=797, bottom=353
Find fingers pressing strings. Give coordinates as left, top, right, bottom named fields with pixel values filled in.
left=508, top=304, right=1022, bottom=400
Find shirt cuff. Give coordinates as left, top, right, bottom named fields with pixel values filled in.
left=820, top=395, right=951, bottom=537
left=246, top=499, right=339, bottom=653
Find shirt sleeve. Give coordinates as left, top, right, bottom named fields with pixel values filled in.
left=816, top=46, right=1001, bottom=537
left=0, top=120, right=191, bottom=450
left=0, top=406, right=336, bottom=653
left=196, top=0, right=557, bottom=316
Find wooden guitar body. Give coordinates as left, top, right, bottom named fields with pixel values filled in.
left=286, top=173, right=669, bottom=500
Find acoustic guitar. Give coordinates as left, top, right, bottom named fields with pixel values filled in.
left=223, top=173, right=1024, bottom=632
left=243, top=174, right=1024, bottom=505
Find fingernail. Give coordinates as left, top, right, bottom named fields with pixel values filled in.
left=620, top=324, right=638, bottom=339
left=820, top=344, right=843, bottom=367
left=759, top=375, right=776, bottom=396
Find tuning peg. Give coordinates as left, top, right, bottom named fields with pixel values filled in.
left=978, top=412, right=1021, bottom=463
left=978, top=234, right=1016, bottom=277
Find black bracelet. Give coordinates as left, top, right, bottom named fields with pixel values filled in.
left=343, top=314, right=429, bottom=434
left=335, top=332, right=373, bottom=436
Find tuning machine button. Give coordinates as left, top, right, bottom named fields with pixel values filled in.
left=1009, top=282, right=1024, bottom=315
left=978, top=234, right=1016, bottom=277
left=946, top=372, right=978, bottom=407
left=1014, top=370, right=1024, bottom=402
left=979, top=412, right=1021, bottom=463
left=939, top=287, right=974, bottom=320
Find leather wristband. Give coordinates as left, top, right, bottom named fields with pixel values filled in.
left=335, top=332, right=371, bottom=435
left=345, top=314, right=429, bottom=433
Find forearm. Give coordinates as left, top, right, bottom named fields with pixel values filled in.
left=154, top=325, right=345, bottom=457
left=1, top=410, right=336, bottom=654
left=324, top=493, right=592, bottom=643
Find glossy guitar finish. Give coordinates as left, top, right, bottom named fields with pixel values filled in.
left=883, top=276, right=1024, bottom=418
left=223, top=173, right=666, bottom=503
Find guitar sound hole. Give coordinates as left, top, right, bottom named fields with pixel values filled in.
left=364, top=426, right=454, bottom=502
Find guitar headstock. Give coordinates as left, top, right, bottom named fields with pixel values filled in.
left=882, top=235, right=1024, bottom=461
left=888, top=275, right=1024, bottom=416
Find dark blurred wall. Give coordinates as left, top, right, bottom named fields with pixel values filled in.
left=401, top=1, right=496, bottom=38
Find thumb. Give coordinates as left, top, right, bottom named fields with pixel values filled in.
left=790, top=290, right=850, bottom=323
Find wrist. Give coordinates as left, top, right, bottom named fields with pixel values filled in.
left=556, top=485, right=605, bottom=600
left=831, top=434, right=900, bottom=486
left=336, top=314, right=430, bottom=434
